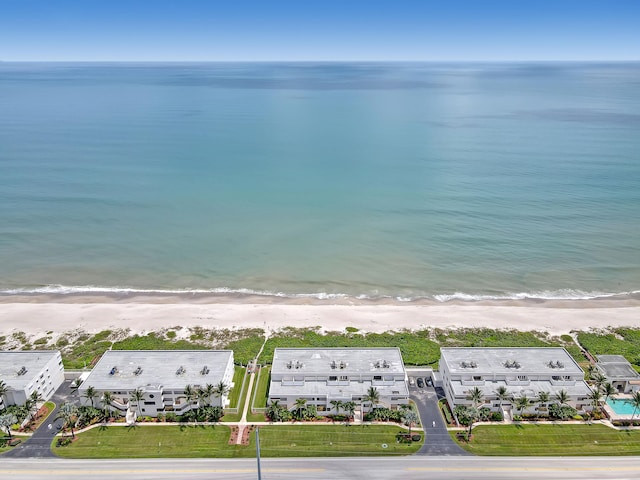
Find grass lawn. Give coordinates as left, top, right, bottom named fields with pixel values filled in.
left=227, top=366, right=247, bottom=409
left=254, top=425, right=422, bottom=457
left=53, top=425, right=243, bottom=458
left=251, top=366, right=270, bottom=409
left=52, top=424, right=421, bottom=458
left=454, top=424, right=640, bottom=456
left=0, top=435, right=29, bottom=454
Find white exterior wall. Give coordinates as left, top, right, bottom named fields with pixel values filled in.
left=80, top=351, right=235, bottom=417
left=440, top=348, right=591, bottom=414
left=268, top=348, right=409, bottom=415
left=0, top=351, right=64, bottom=408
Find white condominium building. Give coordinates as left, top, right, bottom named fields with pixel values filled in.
left=78, top=350, right=235, bottom=417
left=268, top=347, right=409, bottom=414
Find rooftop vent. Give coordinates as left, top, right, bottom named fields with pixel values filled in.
left=17, top=366, right=27, bottom=376
left=374, top=360, right=390, bottom=368
left=109, top=366, right=118, bottom=376
left=201, top=366, right=209, bottom=375
left=134, top=366, right=143, bottom=376
left=546, top=360, right=564, bottom=369
left=287, top=360, right=303, bottom=369
left=460, top=361, right=478, bottom=369
left=176, top=366, right=186, bottom=375
left=331, top=360, right=337, bottom=369
left=504, top=360, right=521, bottom=369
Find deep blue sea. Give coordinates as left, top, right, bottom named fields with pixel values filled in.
left=1, top=62, right=639, bottom=301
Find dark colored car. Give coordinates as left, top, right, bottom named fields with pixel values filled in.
left=416, top=377, right=425, bottom=388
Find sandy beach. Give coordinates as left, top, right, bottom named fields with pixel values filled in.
left=1, top=294, right=639, bottom=340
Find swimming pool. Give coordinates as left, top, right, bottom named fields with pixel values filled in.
left=607, top=398, right=638, bottom=415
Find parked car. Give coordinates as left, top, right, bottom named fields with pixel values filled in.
left=409, top=377, right=415, bottom=386
left=416, top=377, right=425, bottom=388
left=426, top=377, right=433, bottom=387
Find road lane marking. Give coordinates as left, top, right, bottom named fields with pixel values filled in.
left=0, top=468, right=325, bottom=475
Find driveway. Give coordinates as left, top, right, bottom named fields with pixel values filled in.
left=3, top=380, right=77, bottom=458
left=408, top=376, right=469, bottom=456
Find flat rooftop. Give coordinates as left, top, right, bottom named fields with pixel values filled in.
left=272, top=348, right=406, bottom=375
left=597, top=355, right=640, bottom=380
left=440, top=347, right=583, bottom=375
left=80, top=350, right=233, bottom=391
left=0, top=351, right=61, bottom=390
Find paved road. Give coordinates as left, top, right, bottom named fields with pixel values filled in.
left=4, top=380, right=77, bottom=459
left=408, top=376, right=468, bottom=456
left=1, top=456, right=639, bottom=480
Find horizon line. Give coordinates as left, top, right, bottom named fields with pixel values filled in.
left=1, top=59, right=639, bottom=63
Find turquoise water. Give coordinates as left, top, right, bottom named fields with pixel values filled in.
left=1, top=62, right=639, bottom=300
left=607, top=398, right=638, bottom=416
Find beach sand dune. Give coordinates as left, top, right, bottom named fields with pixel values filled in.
left=1, top=295, right=639, bottom=339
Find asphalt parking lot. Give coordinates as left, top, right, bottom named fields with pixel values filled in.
left=407, top=375, right=469, bottom=456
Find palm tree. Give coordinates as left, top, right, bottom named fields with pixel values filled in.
left=554, top=389, right=571, bottom=420
left=56, top=402, right=79, bottom=438
left=554, top=389, right=570, bottom=407
left=183, top=384, right=198, bottom=409
left=494, top=386, right=509, bottom=410
left=28, top=390, right=44, bottom=419
left=330, top=399, right=343, bottom=415
left=129, top=388, right=145, bottom=418
left=199, top=384, right=216, bottom=406
left=363, top=387, right=380, bottom=413
left=213, top=381, right=230, bottom=405
left=537, top=391, right=550, bottom=415
left=537, top=391, right=550, bottom=407
left=467, top=386, right=484, bottom=408
left=101, top=391, right=114, bottom=420
left=514, top=395, right=530, bottom=417
left=24, top=398, right=38, bottom=422
left=0, top=380, right=9, bottom=410
left=0, top=413, right=18, bottom=439
left=630, top=391, right=640, bottom=419
left=293, top=398, right=307, bottom=420
left=591, top=371, right=606, bottom=390
left=601, top=382, right=617, bottom=403
left=83, top=386, right=98, bottom=408
left=342, top=401, right=356, bottom=421
left=266, top=399, right=282, bottom=422
left=589, top=388, right=603, bottom=415
left=402, top=410, right=419, bottom=437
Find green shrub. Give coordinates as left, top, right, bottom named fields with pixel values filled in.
left=440, top=400, right=453, bottom=424
left=490, top=411, right=503, bottom=421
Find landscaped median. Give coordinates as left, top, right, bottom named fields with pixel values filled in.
left=452, top=424, right=640, bottom=456
left=51, top=424, right=422, bottom=458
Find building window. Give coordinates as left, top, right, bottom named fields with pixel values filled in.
left=373, top=375, right=382, bottom=381
left=340, top=375, right=348, bottom=381
left=473, top=376, right=482, bottom=381
left=329, top=376, right=337, bottom=381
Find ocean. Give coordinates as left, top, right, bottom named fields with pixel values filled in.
left=1, top=62, right=639, bottom=302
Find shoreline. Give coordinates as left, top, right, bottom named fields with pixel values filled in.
left=1, top=295, right=640, bottom=339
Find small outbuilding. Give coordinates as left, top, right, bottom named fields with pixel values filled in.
left=595, top=355, right=640, bottom=394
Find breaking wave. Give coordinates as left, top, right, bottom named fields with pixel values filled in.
left=1, top=284, right=638, bottom=302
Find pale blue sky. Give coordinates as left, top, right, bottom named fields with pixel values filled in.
left=1, top=1, right=638, bottom=61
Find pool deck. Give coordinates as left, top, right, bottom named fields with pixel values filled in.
left=603, top=395, right=640, bottom=421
